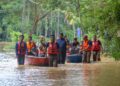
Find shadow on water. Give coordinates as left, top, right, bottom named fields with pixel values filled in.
left=0, top=52, right=120, bottom=86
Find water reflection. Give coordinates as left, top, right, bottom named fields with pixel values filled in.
left=88, top=63, right=120, bottom=86
left=47, top=68, right=67, bottom=86
left=0, top=53, right=120, bottom=86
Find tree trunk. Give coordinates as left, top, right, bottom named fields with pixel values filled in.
left=33, top=0, right=38, bottom=34
left=57, top=10, right=60, bottom=38
left=73, top=24, right=76, bottom=38
left=21, top=0, right=27, bottom=33
left=50, top=12, right=53, bottom=35
left=26, top=1, right=30, bottom=25
left=45, top=17, right=48, bottom=37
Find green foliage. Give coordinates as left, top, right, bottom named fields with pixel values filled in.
left=0, top=0, right=120, bottom=59
left=109, top=37, right=120, bottom=60
left=10, top=31, right=39, bottom=42
left=10, top=31, right=21, bottom=42
left=112, top=52, right=120, bottom=60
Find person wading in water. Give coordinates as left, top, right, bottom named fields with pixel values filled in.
left=82, top=35, right=92, bottom=63
left=15, top=35, right=27, bottom=65
left=47, top=35, right=59, bottom=67
left=92, top=35, right=102, bottom=61
left=57, top=33, right=67, bottom=64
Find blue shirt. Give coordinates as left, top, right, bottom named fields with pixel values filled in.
left=57, top=38, right=66, bottom=52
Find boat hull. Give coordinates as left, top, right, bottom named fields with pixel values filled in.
left=26, top=55, right=49, bottom=66
left=66, top=54, right=82, bottom=63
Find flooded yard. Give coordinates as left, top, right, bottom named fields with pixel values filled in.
left=0, top=53, right=120, bottom=86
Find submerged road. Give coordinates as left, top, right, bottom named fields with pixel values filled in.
left=0, top=53, right=120, bottom=86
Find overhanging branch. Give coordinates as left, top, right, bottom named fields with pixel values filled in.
left=32, top=10, right=52, bottom=34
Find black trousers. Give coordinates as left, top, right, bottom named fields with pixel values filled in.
left=83, top=51, right=91, bottom=63
left=93, top=51, right=100, bottom=61
left=58, top=51, right=66, bottom=64
left=49, top=54, right=58, bottom=67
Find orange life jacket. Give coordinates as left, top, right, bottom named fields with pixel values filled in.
left=47, top=42, right=59, bottom=55
left=83, top=40, right=89, bottom=50
left=27, top=41, right=36, bottom=52
left=18, top=41, right=26, bottom=55
left=92, top=40, right=101, bottom=51
left=83, top=40, right=92, bottom=51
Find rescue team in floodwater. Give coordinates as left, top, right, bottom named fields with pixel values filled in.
left=15, top=33, right=102, bottom=67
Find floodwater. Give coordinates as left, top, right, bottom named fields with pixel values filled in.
left=0, top=53, right=120, bottom=86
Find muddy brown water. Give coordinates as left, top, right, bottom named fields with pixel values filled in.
left=0, top=53, right=120, bottom=86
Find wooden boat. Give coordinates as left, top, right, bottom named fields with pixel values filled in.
left=66, top=54, right=82, bottom=63
left=25, top=55, right=49, bottom=66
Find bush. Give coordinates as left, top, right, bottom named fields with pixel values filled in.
left=10, top=31, right=40, bottom=42
left=10, top=31, right=21, bottom=42
left=112, top=52, right=120, bottom=60
left=109, top=37, right=120, bottom=60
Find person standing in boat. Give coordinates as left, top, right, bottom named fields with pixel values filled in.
left=71, top=37, right=80, bottom=54
left=64, top=35, right=71, bottom=56
left=26, top=36, right=37, bottom=56
left=15, top=35, right=27, bottom=65
left=57, top=33, right=67, bottom=64
left=38, top=43, right=46, bottom=57
left=38, top=35, right=47, bottom=57
left=47, top=35, right=59, bottom=67
left=66, top=40, right=71, bottom=56
left=92, top=35, right=102, bottom=61
left=64, top=35, right=70, bottom=44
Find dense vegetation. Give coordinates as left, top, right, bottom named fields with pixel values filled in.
left=0, top=0, right=120, bottom=59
